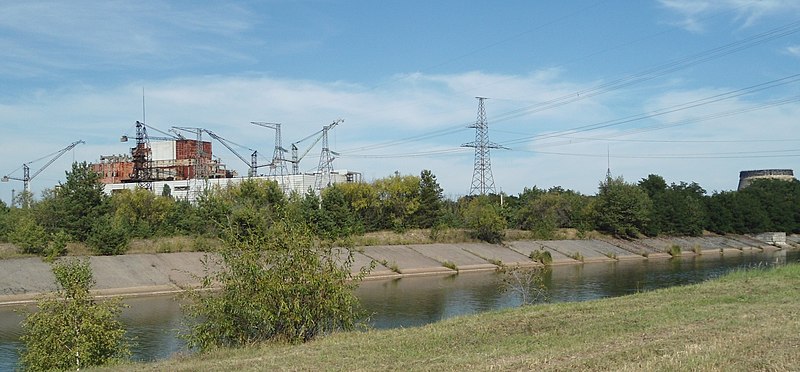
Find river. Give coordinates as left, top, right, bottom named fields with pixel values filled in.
left=1, top=249, right=797, bottom=369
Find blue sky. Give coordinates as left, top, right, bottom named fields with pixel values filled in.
left=1, top=0, right=799, bottom=203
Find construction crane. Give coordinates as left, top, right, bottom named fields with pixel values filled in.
left=2, top=140, right=85, bottom=207
left=315, top=119, right=343, bottom=190
left=251, top=122, right=288, bottom=177
left=171, top=126, right=209, bottom=179
left=202, top=129, right=260, bottom=177
left=289, top=119, right=343, bottom=175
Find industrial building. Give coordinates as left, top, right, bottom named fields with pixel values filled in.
left=91, top=120, right=361, bottom=202
left=737, top=169, right=795, bottom=190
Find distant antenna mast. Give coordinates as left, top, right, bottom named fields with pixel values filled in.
left=462, top=97, right=507, bottom=195
left=606, top=145, right=612, bottom=180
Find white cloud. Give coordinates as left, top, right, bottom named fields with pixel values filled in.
left=659, top=0, right=800, bottom=31
left=785, top=45, right=800, bottom=58
left=1, top=70, right=798, bottom=203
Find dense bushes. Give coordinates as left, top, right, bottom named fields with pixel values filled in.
left=4, top=163, right=800, bottom=257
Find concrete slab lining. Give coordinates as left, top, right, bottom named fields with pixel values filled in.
left=505, top=241, right=578, bottom=265
left=460, top=243, right=539, bottom=267
left=361, top=245, right=455, bottom=276
left=408, top=244, right=497, bottom=272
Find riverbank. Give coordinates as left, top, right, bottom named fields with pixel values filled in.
left=105, top=262, right=800, bottom=371
left=0, top=234, right=795, bottom=306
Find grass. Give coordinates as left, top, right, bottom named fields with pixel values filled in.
left=104, top=264, right=800, bottom=371
left=569, top=252, right=585, bottom=262
left=441, top=260, right=458, bottom=272
left=668, top=244, right=682, bottom=257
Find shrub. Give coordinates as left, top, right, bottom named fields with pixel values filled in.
left=497, top=265, right=548, bottom=305
left=20, top=258, right=129, bottom=370
left=442, top=260, right=458, bottom=271
left=183, top=213, right=369, bottom=350
left=86, top=216, right=129, bottom=255
left=570, top=252, right=585, bottom=262
left=529, top=250, right=553, bottom=265
left=668, top=244, right=682, bottom=257
left=8, top=216, right=49, bottom=255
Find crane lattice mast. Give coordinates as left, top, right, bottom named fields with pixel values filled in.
left=251, top=122, right=288, bottom=178
left=315, top=119, right=343, bottom=191
left=2, top=140, right=84, bottom=207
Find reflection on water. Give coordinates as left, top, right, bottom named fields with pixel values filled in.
left=0, top=249, right=797, bottom=369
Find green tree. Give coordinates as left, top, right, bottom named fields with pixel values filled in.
left=594, top=176, right=652, bottom=238
left=318, top=185, right=360, bottom=240
left=49, top=162, right=108, bottom=241
left=338, top=182, right=381, bottom=231
left=415, top=170, right=444, bottom=228
left=184, top=210, right=368, bottom=350
left=7, top=213, right=49, bottom=254
left=86, top=215, right=130, bottom=255
left=462, top=196, right=507, bottom=243
left=110, top=188, right=175, bottom=237
left=20, top=258, right=129, bottom=370
left=373, top=173, right=421, bottom=231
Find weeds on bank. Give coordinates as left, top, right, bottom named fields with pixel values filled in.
left=529, top=250, right=552, bottom=265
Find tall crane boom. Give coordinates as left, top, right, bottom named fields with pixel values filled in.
left=203, top=129, right=259, bottom=177
left=289, top=119, right=342, bottom=175
left=251, top=122, right=288, bottom=177
left=2, top=140, right=84, bottom=206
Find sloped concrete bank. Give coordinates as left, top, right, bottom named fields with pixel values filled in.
left=0, top=235, right=793, bottom=306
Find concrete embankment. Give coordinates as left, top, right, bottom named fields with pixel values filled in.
left=0, top=234, right=793, bottom=306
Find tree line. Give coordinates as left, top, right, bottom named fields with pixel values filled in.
left=1, top=163, right=799, bottom=257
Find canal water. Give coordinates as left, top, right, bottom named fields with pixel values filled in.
left=1, top=249, right=797, bottom=369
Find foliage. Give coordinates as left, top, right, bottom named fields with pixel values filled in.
left=183, top=208, right=369, bottom=351
left=7, top=213, right=49, bottom=254
left=593, top=176, right=652, bottom=238
left=86, top=215, right=130, bottom=255
left=20, top=258, right=129, bottom=371
left=110, top=188, right=175, bottom=238
left=318, top=185, right=361, bottom=240
left=639, top=175, right=706, bottom=236
left=497, top=265, right=548, bottom=305
left=373, top=173, right=421, bottom=231
left=668, top=245, right=682, bottom=257
left=529, top=250, right=553, bottom=265
left=415, top=169, right=445, bottom=229
left=462, top=196, right=506, bottom=243
left=50, top=162, right=109, bottom=241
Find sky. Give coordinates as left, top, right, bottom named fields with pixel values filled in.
left=1, top=0, right=799, bottom=204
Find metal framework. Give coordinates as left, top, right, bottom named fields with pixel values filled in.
left=461, top=97, right=506, bottom=195
left=315, top=119, right=343, bottom=190
left=251, top=122, right=288, bottom=178
left=130, top=121, right=153, bottom=190
left=2, top=140, right=84, bottom=207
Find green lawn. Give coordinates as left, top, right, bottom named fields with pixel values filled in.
left=109, top=263, right=800, bottom=371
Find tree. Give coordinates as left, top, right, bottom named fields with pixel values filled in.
left=415, top=170, right=444, bottom=228
left=183, top=209, right=368, bottom=350
left=594, top=176, right=652, bottom=238
left=50, top=162, right=108, bottom=241
left=462, top=196, right=507, bottom=243
left=20, top=258, right=129, bottom=370
left=318, top=185, right=360, bottom=240
left=373, top=173, right=421, bottom=231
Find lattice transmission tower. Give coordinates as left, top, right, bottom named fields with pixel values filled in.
left=461, top=97, right=506, bottom=195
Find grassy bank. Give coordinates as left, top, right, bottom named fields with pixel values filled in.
left=107, top=263, right=800, bottom=371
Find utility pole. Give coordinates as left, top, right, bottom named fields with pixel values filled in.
left=461, top=97, right=506, bottom=195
